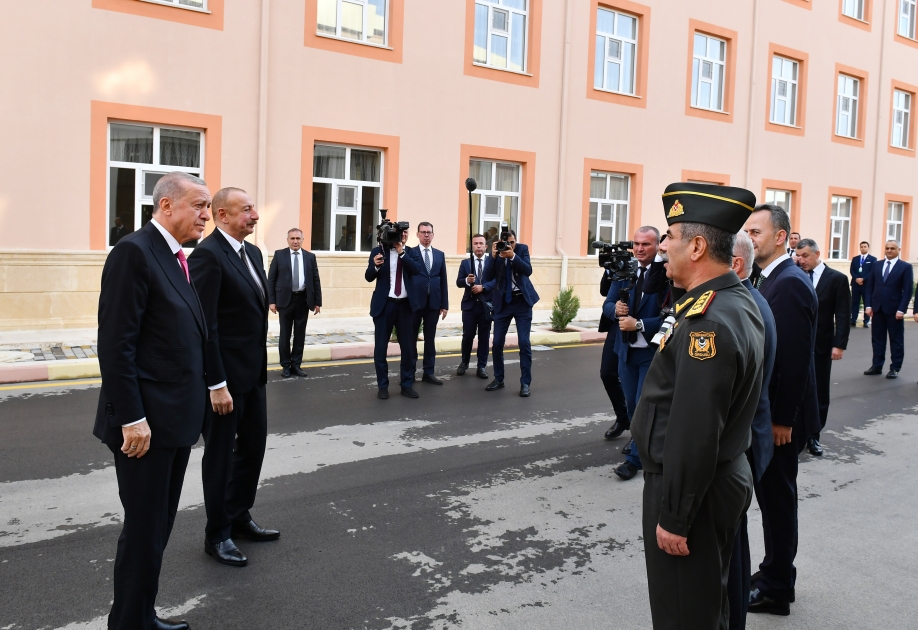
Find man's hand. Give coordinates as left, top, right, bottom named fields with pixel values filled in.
left=615, top=301, right=630, bottom=317
left=373, top=253, right=384, bottom=267
left=471, top=284, right=483, bottom=294
left=865, top=307, right=873, bottom=317
left=314, top=306, right=321, bottom=314
left=619, top=316, right=638, bottom=332
left=656, top=524, right=689, bottom=556
left=896, top=311, right=905, bottom=320
left=269, top=303, right=277, bottom=314
left=914, top=312, right=918, bottom=323
left=440, top=309, right=448, bottom=320
left=210, top=387, right=233, bottom=416
left=394, top=241, right=404, bottom=255
left=856, top=278, right=864, bottom=285
left=772, top=423, right=792, bottom=446
left=467, top=273, right=476, bottom=285
left=831, top=347, right=844, bottom=360
left=499, top=249, right=514, bottom=259
left=121, top=421, right=152, bottom=459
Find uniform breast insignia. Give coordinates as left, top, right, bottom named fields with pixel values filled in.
left=685, top=290, right=715, bottom=318
left=667, top=200, right=684, bottom=218
left=688, top=332, right=717, bottom=360
left=675, top=297, right=694, bottom=315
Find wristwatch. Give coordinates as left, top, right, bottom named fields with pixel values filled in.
left=635, top=320, right=644, bottom=332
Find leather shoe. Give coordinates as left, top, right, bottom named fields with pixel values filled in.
left=292, top=366, right=308, bottom=377
left=377, top=388, right=389, bottom=400
left=864, top=366, right=883, bottom=375
left=400, top=387, right=420, bottom=398
left=476, top=367, right=488, bottom=379
left=887, top=370, right=899, bottom=379
left=613, top=461, right=639, bottom=480
left=456, top=363, right=468, bottom=376
left=281, top=367, right=291, bottom=378
left=154, top=618, right=190, bottom=630
left=485, top=379, right=505, bottom=391
left=422, top=374, right=443, bottom=385
left=748, top=588, right=790, bottom=616
left=806, top=438, right=823, bottom=456
left=204, top=538, right=247, bottom=567
left=232, top=519, right=280, bottom=542
left=622, top=442, right=631, bottom=455
left=604, top=419, right=630, bottom=440
left=519, top=384, right=531, bottom=397
left=750, top=573, right=794, bottom=602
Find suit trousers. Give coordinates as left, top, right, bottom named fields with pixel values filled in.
left=643, top=464, right=753, bottom=630
left=202, top=384, right=268, bottom=543
left=108, top=444, right=191, bottom=630
left=492, top=296, right=533, bottom=386
left=850, top=283, right=869, bottom=324
left=727, top=513, right=751, bottom=630
left=413, top=303, right=442, bottom=377
left=870, top=311, right=905, bottom=371
left=373, top=299, right=417, bottom=389
left=461, top=301, right=492, bottom=368
left=813, top=352, right=833, bottom=439
left=278, top=291, right=309, bottom=368
left=599, top=335, right=628, bottom=420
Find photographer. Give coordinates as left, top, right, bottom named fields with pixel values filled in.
left=365, top=221, right=423, bottom=400
left=482, top=229, right=540, bottom=397
left=456, top=234, right=495, bottom=378
left=598, top=265, right=630, bottom=440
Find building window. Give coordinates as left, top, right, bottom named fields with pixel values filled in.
left=317, top=0, right=388, bottom=46
left=311, top=144, right=382, bottom=252
left=892, top=89, right=912, bottom=148
left=770, top=56, right=799, bottom=126
left=842, top=0, right=865, bottom=20
left=587, top=172, right=630, bottom=252
left=473, top=0, right=528, bottom=73
left=107, top=122, right=203, bottom=248
left=594, top=8, right=638, bottom=95
left=829, top=196, right=852, bottom=259
left=142, top=0, right=208, bottom=10
left=901, top=0, right=918, bottom=37
left=887, top=201, right=905, bottom=243
left=765, top=189, right=793, bottom=223
left=468, top=159, right=521, bottom=247
left=836, top=75, right=860, bottom=138
left=691, top=33, right=726, bottom=112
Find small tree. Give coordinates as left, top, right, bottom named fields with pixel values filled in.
left=551, top=286, right=580, bottom=332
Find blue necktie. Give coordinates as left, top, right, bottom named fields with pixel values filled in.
left=883, top=260, right=891, bottom=281
left=505, top=262, right=513, bottom=303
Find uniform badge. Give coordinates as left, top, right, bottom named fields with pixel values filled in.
left=675, top=297, right=694, bottom=315
left=685, top=290, right=715, bottom=317
left=688, top=332, right=716, bottom=360
left=667, top=200, right=684, bottom=218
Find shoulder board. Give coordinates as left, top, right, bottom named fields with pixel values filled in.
left=685, top=290, right=715, bottom=318
left=675, top=296, right=695, bottom=315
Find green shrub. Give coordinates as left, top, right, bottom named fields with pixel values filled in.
left=551, top=286, right=580, bottom=332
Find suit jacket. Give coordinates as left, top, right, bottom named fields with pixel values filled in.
left=456, top=255, right=495, bottom=311
left=408, top=246, right=449, bottom=312
left=849, top=253, right=877, bottom=284
left=365, top=246, right=423, bottom=318
left=602, top=268, right=666, bottom=363
left=109, top=225, right=127, bottom=245
left=267, top=248, right=322, bottom=311
left=759, top=258, right=820, bottom=438
left=93, top=221, right=207, bottom=449
left=598, top=269, right=616, bottom=334
left=482, top=244, right=540, bottom=315
left=814, top=266, right=851, bottom=354
left=742, top=278, right=776, bottom=482
left=187, top=230, right=269, bottom=393
left=865, top=258, right=914, bottom=315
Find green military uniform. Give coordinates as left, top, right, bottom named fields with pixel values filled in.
left=631, top=182, right=765, bottom=630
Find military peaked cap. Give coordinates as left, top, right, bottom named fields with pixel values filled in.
left=661, top=182, right=757, bottom=233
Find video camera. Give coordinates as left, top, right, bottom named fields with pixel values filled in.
left=592, top=240, right=639, bottom=282
left=495, top=222, right=513, bottom=253
left=376, top=209, right=409, bottom=247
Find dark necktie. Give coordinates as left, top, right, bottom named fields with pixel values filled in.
left=394, top=254, right=403, bottom=296
left=504, top=262, right=513, bottom=303
left=292, top=251, right=300, bottom=291
left=883, top=260, right=891, bottom=281
left=424, top=249, right=431, bottom=293
left=808, top=269, right=814, bottom=285
left=635, top=266, right=646, bottom=303
left=477, top=258, right=482, bottom=282
left=240, top=247, right=265, bottom=301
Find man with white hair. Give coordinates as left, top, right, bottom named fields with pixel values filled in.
left=863, top=239, right=913, bottom=379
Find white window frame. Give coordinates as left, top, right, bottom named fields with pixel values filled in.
left=842, top=0, right=866, bottom=21
left=316, top=0, right=390, bottom=48
left=829, top=196, right=853, bottom=260
left=311, top=144, right=384, bottom=254
left=691, top=33, right=727, bottom=112
left=593, top=8, right=638, bottom=96
left=468, top=159, right=522, bottom=242
left=473, top=0, right=529, bottom=74
left=770, top=56, right=799, bottom=127
left=139, top=0, right=209, bottom=13
left=887, top=202, right=905, bottom=243
left=836, top=75, right=860, bottom=139
left=588, top=172, right=631, bottom=254
left=900, top=0, right=918, bottom=38
left=892, top=89, right=912, bottom=149
left=764, top=189, right=793, bottom=224
left=106, top=122, right=205, bottom=250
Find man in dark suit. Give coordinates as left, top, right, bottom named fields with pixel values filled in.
left=743, top=204, right=820, bottom=617
left=366, top=228, right=423, bottom=399
left=849, top=241, right=876, bottom=326
left=864, top=239, right=914, bottom=379
left=482, top=229, right=539, bottom=397
left=188, top=187, right=278, bottom=569
left=94, top=171, right=212, bottom=630
left=796, top=239, right=851, bottom=456
left=598, top=266, right=630, bottom=439
left=267, top=228, right=322, bottom=378
left=456, top=233, right=495, bottom=379
left=408, top=222, right=449, bottom=385
left=109, top=216, right=127, bottom=245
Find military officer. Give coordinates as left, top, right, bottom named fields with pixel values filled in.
left=632, top=182, right=765, bottom=630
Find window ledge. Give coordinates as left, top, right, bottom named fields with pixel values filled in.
left=690, top=105, right=729, bottom=115
left=139, top=0, right=211, bottom=14
left=841, top=13, right=869, bottom=25
left=835, top=132, right=860, bottom=140
left=769, top=120, right=802, bottom=129
left=315, top=32, right=393, bottom=51
left=472, top=62, right=533, bottom=78
left=593, top=87, right=641, bottom=99
left=896, top=32, right=918, bottom=42
left=891, top=144, right=914, bottom=151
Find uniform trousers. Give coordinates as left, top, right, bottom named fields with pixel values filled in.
left=413, top=302, right=442, bottom=377
left=277, top=291, right=309, bottom=369
left=461, top=301, right=491, bottom=369
left=202, top=384, right=268, bottom=543
left=870, top=310, right=905, bottom=371
left=599, top=335, right=628, bottom=420
left=492, top=295, right=532, bottom=386
left=813, top=352, right=833, bottom=440
left=850, top=283, right=869, bottom=325
left=643, top=463, right=752, bottom=630
left=108, top=444, right=191, bottom=630
left=727, top=513, right=751, bottom=630
left=373, top=298, right=417, bottom=389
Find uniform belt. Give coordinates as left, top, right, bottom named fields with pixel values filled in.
left=512, top=290, right=524, bottom=298
left=388, top=297, right=408, bottom=302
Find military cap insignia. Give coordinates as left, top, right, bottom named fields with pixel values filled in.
left=685, top=290, right=715, bottom=317
left=667, top=200, right=684, bottom=218
left=688, top=332, right=717, bottom=360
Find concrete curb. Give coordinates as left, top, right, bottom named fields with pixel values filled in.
left=0, top=329, right=606, bottom=385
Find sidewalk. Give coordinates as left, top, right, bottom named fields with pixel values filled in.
left=0, top=308, right=607, bottom=384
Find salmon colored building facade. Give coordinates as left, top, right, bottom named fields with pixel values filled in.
left=1, top=0, right=917, bottom=329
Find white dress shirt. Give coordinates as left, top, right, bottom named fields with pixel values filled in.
left=761, top=253, right=790, bottom=279
left=289, top=248, right=305, bottom=291
left=629, top=264, right=650, bottom=349
left=810, top=261, right=826, bottom=288
left=882, top=256, right=900, bottom=280
left=387, top=248, right=408, bottom=299
left=466, top=255, right=487, bottom=286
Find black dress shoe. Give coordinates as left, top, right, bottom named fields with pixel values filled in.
left=456, top=363, right=468, bottom=376
left=204, top=539, right=247, bottom=567
left=476, top=367, right=489, bottom=379
left=748, top=588, right=790, bottom=616
left=519, top=384, right=530, bottom=397
left=232, top=519, right=280, bottom=542
left=887, top=370, right=899, bottom=379
left=604, top=419, right=630, bottom=440
left=281, top=367, right=292, bottom=378
left=377, top=388, right=389, bottom=400
left=400, top=387, right=420, bottom=398
left=422, top=374, right=443, bottom=385
left=614, top=461, right=639, bottom=480
left=806, top=438, right=823, bottom=456
left=864, top=366, right=883, bottom=375
left=622, top=442, right=632, bottom=455
left=154, top=617, right=190, bottom=630
left=485, top=379, right=504, bottom=391
left=292, top=366, right=308, bottom=377
left=750, top=573, right=795, bottom=602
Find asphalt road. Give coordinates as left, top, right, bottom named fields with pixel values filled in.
left=1, top=326, right=917, bottom=629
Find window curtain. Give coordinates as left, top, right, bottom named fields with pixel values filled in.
left=314, top=145, right=346, bottom=178
left=350, top=149, right=380, bottom=182
left=160, top=129, right=201, bottom=168
left=110, top=124, right=153, bottom=164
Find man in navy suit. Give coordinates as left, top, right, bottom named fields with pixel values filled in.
left=366, top=228, right=423, bottom=399
left=743, top=204, right=819, bottom=617
left=408, top=222, right=449, bottom=385
left=456, top=234, right=495, bottom=379
left=864, top=239, right=914, bottom=379
left=850, top=241, right=876, bottom=326
left=482, top=229, right=539, bottom=396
